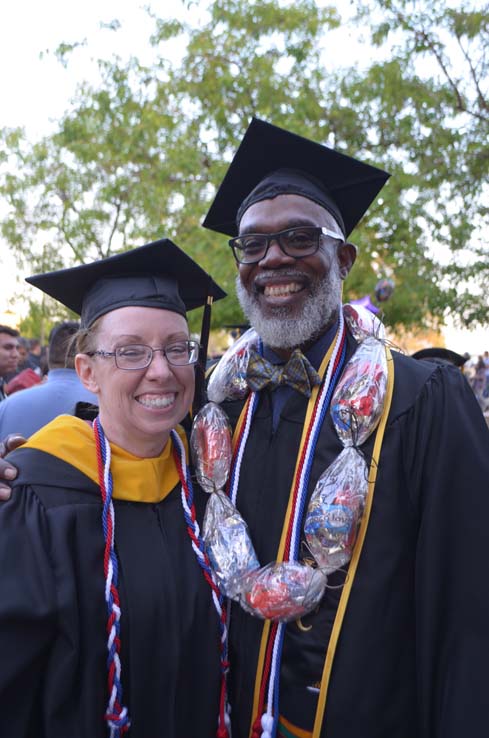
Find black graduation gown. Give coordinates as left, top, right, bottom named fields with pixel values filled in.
left=221, top=333, right=489, bottom=738
left=0, top=444, right=221, bottom=738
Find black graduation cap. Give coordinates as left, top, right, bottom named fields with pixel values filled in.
left=26, top=238, right=226, bottom=327
left=203, top=117, right=390, bottom=238
left=411, top=347, right=468, bottom=368
left=26, top=238, right=226, bottom=413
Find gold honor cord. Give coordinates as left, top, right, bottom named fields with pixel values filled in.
left=311, top=345, right=394, bottom=737
left=245, top=335, right=338, bottom=738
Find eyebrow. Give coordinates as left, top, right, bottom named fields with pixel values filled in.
left=110, top=332, right=189, bottom=343
left=239, top=217, right=320, bottom=235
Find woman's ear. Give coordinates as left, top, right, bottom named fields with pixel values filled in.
left=75, top=354, right=100, bottom=394
left=337, top=242, right=357, bottom=280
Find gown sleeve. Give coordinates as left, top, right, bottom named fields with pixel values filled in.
left=402, top=365, right=489, bottom=737
left=0, top=484, right=57, bottom=737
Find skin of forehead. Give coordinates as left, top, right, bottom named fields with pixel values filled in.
left=238, top=193, right=343, bottom=234
left=0, top=333, right=19, bottom=347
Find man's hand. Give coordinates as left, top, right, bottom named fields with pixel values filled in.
left=0, top=435, right=25, bottom=500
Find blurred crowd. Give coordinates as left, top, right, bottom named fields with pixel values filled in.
left=0, top=327, right=46, bottom=397
left=463, top=351, right=489, bottom=415
left=0, top=322, right=97, bottom=437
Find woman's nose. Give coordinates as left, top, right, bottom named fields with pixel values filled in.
left=145, top=350, right=173, bottom=377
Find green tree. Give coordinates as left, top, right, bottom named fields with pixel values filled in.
left=1, top=0, right=487, bottom=331
left=340, top=0, right=489, bottom=327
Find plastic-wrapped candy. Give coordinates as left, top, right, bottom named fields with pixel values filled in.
left=239, top=562, right=327, bottom=622
left=304, top=448, right=367, bottom=573
left=344, top=303, right=385, bottom=343
left=207, top=328, right=260, bottom=403
left=330, top=337, right=388, bottom=447
left=203, top=490, right=260, bottom=598
left=191, top=402, right=232, bottom=494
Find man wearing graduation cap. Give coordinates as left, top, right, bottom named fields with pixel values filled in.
left=203, top=119, right=489, bottom=738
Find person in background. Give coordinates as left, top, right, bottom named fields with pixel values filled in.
left=0, top=321, right=98, bottom=438
left=3, top=367, right=42, bottom=396
left=411, top=347, right=468, bottom=369
left=0, top=239, right=228, bottom=738
left=25, top=337, right=42, bottom=372
left=484, top=351, right=489, bottom=398
left=3, top=336, right=30, bottom=381
left=472, top=355, right=487, bottom=406
left=16, top=337, right=30, bottom=369
left=201, top=118, right=489, bottom=738
left=0, top=326, right=20, bottom=401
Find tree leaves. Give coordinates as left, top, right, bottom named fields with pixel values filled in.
left=1, top=0, right=487, bottom=335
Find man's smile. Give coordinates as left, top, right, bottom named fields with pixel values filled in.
left=263, top=281, right=303, bottom=297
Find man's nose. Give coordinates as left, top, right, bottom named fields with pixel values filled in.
left=258, top=239, right=294, bottom=267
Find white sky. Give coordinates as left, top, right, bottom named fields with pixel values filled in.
left=0, top=0, right=487, bottom=354
left=0, top=0, right=175, bottom=323
left=0, top=1, right=162, bottom=138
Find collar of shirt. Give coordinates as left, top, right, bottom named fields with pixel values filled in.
left=261, top=320, right=339, bottom=430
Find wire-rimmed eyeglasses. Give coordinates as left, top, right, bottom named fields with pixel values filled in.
left=228, top=225, right=344, bottom=265
left=86, top=340, right=200, bottom=370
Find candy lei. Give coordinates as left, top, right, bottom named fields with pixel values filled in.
left=93, top=418, right=230, bottom=738
left=193, top=303, right=390, bottom=738
left=243, top=314, right=347, bottom=738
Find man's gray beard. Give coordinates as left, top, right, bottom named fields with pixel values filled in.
left=235, top=265, right=343, bottom=350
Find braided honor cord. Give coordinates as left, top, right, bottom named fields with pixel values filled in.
left=93, top=417, right=131, bottom=738
left=248, top=311, right=347, bottom=738
left=171, top=429, right=231, bottom=738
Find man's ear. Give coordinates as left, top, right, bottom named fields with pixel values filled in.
left=338, top=242, right=357, bottom=280
left=75, top=354, right=100, bottom=394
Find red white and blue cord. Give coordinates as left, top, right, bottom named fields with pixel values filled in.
left=228, top=309, right=347, bottom=738
left=93, top=416, right=131, bottom=738
left=266, top=309, right=347, bottom=737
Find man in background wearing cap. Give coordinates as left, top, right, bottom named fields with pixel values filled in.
left=411, top=346, right=468, bottom=368
left=203, top=119, right=489, bottom=738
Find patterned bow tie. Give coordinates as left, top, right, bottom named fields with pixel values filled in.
left=246, top=348, right=322, bottom=397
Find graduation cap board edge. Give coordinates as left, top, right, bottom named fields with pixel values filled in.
left=26, top=238, right=226, bottom=322
left=202, top=117, right=391, bottom=239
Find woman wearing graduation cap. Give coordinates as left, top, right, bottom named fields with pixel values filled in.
left=0, top=239, right=229, bottom=738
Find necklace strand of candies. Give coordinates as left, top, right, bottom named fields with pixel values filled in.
left=191, top=318, right=346, bottom=738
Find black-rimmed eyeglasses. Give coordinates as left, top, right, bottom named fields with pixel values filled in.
left=228, top=226, right=344, bottom=265
left=86, top=341, right=200, bottom=370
